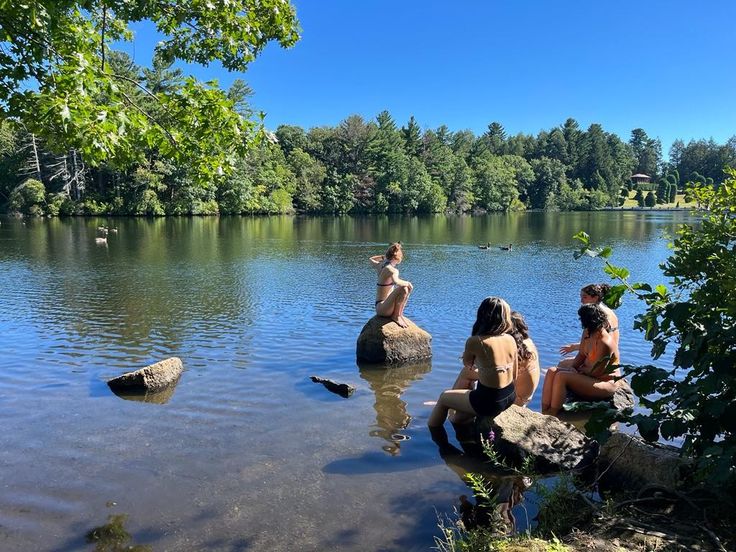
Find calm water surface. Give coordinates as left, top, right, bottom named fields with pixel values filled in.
left=0, top=213, right=690, bottom=551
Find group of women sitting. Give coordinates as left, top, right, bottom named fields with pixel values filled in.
left=426, top=286, right=621, bottom=446
left=369, top=242, right=622, bottom=445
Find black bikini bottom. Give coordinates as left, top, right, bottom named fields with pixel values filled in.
left=468, top=381, right=516, bottom=417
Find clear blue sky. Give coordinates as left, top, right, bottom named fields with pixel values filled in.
left=128, top=0, right=736, bottom=158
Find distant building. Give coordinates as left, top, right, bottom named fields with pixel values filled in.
left=631, top=173, right=652, bottom=185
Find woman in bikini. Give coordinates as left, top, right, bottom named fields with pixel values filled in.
left=510, top=311, right=540, bottom=407
left=559, top=283, right=619, bottom=362
left=428, top=297, right=518, bottom=442
left=369, top=242, right=413, bottom=328
left=541, top=303, right=620, bottom=416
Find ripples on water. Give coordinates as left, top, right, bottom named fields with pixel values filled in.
left=0, top=213, right=689, bottom=551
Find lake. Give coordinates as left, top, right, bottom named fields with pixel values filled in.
left=0, top=212, right=690, bottom=551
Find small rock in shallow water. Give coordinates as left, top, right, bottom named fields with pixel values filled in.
left=310, top=376, right=356, bottom=398
left=107, top=357, right=183, bottom=394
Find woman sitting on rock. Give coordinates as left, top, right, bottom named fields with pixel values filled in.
left=541, top=303, right=620, bottom=416
left=428, top=297, right=518, bottom=450
left=369, top=242, right=413, bottom=328
left=511, top=311, right=540, bottom=407
left=559, top=283, right=619, bottom=363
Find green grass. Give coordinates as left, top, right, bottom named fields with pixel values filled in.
left=621, top=191, right=695, bottom=209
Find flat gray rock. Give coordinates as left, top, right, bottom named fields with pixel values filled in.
left=482, top=405, right=599, bottom=472
left=356, top=316, right=432, bottom=364
left=107, top=357, right=183, bottom=393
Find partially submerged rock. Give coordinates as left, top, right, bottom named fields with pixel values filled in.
left=107, top=357, right=183, bottom=394
left=480, top=405, right=599, bottom=472
left=356, top=316, right=432, bottom=364
left=599, top=432, right=690, bottom=489
left=310, top=376, right=356, bottom=398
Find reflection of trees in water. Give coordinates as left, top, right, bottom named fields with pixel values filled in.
left=358, top=361, right=431, bottom=455
left=86, top=513, right=151, bottom=552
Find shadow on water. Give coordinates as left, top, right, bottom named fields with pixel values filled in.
left=358, top=361, right=431, bottom=455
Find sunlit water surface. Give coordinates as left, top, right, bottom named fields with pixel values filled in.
left=0, top=213, right=690, bottom=551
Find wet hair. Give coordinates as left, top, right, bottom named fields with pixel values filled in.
left=578, top=303, right=608, bottom=334
left=472, top=297, right=513, bottom=337
left=385, top=242, right=403, bottom=261
left=581, top=283, right=612, bottom=302
left=510, top=311, right=533, bottom=361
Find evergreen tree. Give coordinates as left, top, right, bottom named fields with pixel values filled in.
left=645, top=190, right=656, bottom=207
left=401, top=116, right=423, bottom=158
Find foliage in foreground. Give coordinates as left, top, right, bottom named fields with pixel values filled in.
left=0, top=0, right=300, bottom=185
left=574, top=169, right=736, bottom=488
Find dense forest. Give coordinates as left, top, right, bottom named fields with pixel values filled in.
left=1, top=3, right=734, bottom=217
left=2, top=67, right=734, bottom=218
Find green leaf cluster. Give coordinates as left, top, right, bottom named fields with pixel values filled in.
left=0, top=0, right=300, bottom=185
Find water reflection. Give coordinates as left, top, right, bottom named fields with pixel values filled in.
left=86, top=513, right=151, bottom=552
left=440, top=451, right=533, bottom=535
left=109, top=384, right=179, bottom=404
left=358, top=361, right=431, bottom=455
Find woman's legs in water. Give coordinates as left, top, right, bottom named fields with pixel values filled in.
left=546, top=372, right=617, bottom=416
left=376, top=286, right=410, bottom=327
left=428, top=389, right=475, bottom=427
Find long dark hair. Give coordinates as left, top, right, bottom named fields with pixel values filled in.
left=578, top=303, right=608, bottom=334
left=581, top=283, right=612, bottom=302
left=472, top=297, right=513, bottom=337
left=510, top=311, right=533, bottom=361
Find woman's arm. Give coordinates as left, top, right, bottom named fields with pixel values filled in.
left=389, top=267, right=413, bottom=289
left=369, top=255, right=385, bottom=269
left=560, top=329, right=585, bottom=355
left=452, top=340, right=479, bottom=389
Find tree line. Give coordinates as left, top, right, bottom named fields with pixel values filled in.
left=3, top=100, right=734, bottom=216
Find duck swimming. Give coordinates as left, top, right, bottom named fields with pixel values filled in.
left=478, top=242, right=491, bottom=250
left=500, top=244, right=513, bottom=251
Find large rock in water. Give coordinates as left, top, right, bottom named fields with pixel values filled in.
left=481, top=405, right=599, bottom=472
left=356, top=316, right=432, bottom=364
left=599, top=432, right=691, bottom=489
left=107, top=357, right=183, bottom=393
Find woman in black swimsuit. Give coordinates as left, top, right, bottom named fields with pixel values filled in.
left=369, top=242, right=413, bottom=328
left=428, top=297, right=518, bottom=436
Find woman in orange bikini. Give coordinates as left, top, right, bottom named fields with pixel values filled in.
left=541, top=303, right=620, bottom=416
left=559, top=283, right=620, bottom=361
left=428, top=297, right=518, bottom=443
left=369, top=242, right=413, bottom=328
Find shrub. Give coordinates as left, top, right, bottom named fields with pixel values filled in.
left=8, top=178, right=46, bottom=214
left=644, top=190, right=656, bottom=207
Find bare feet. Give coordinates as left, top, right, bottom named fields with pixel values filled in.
left=392, top=316, right=409, bottom=328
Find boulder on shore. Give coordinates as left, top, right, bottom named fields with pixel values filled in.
left=479, top=405, right=599, bottom=472
left=599, top=432, right=691, bottom=489
left=107, top=357, right=183, bottom=393
left=356, top=316, right=431, bottom=364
